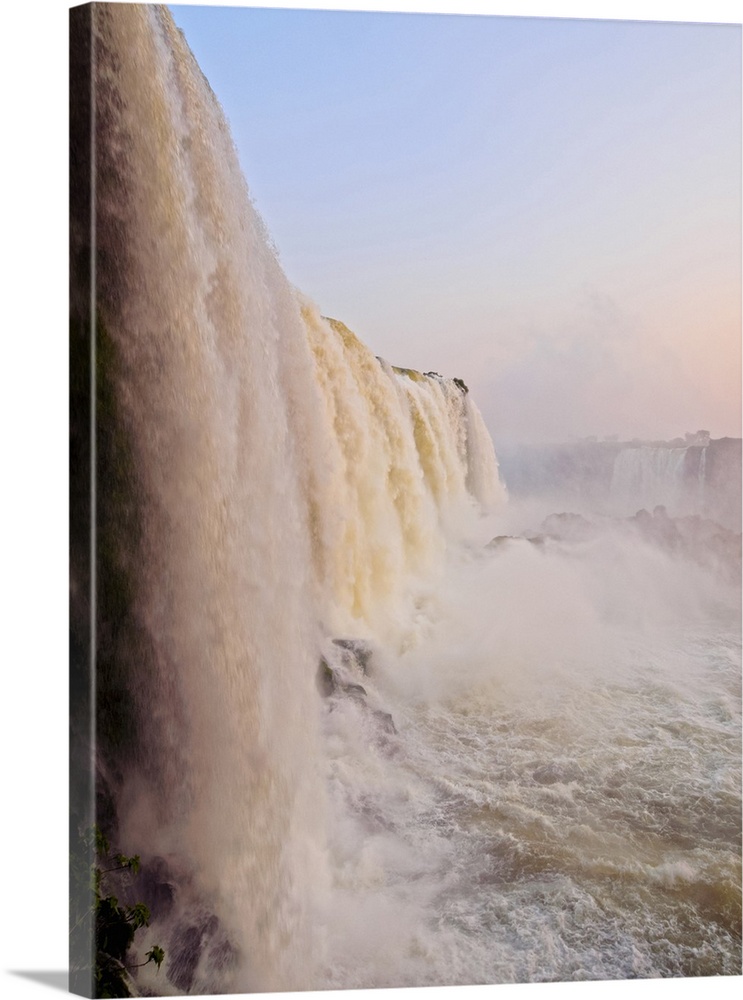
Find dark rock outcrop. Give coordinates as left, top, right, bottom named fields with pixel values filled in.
left=317, top=657, right=337, bottom=698
left=332, top=638, right=374, bottom=675
left=373, top=710, right=398, bottom=735
left=318, top=639, right=398, bottom=737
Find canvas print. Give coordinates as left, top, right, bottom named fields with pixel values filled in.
left=69, top=2, right=742, bottom=997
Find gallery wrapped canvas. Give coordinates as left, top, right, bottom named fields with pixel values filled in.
left=70, top=3, right=741, bottom=997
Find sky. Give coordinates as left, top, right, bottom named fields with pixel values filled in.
left=167, top=0, right=741, bottom=446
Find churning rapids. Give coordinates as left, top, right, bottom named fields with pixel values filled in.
left=84, top=5, right=741, bottom=995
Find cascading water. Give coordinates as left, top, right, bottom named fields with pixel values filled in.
left=464, top=393, right=506, bottom=512
left=89, top=5, right=504, bottom=994
left=298, top=307, right=503, bottom=638
left=698, top=443, right=707, bottom=507
left=93, top=4, right=331, bottom=990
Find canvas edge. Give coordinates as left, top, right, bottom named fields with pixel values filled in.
left=70, top=3, right=96, bottom=996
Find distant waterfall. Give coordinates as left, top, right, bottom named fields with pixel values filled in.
left=610, top=445, right=705, bottom=516
left=697, top=444, right=707, bottom=508
left=90, top=4, right=504, bottom=994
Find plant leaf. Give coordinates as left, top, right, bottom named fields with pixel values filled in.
left=146, top=945, right=165, bottom=971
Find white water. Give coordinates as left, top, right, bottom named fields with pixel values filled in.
left=318, top=533, right=741, bottom=987
left=299, top=308, right=504, bottom=641
left=95, top=5, right=329, bottom=990
left=94, top=6, right=740, bottom=995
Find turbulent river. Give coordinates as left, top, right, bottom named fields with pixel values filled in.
left=318, top=532, right=741, bottom=988
left=76, top=4, right=741, bottom=995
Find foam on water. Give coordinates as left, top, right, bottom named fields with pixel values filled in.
left=317, top=534, right=741, bottom=987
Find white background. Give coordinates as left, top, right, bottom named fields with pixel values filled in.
left=1, top=1, right=740, bottom=998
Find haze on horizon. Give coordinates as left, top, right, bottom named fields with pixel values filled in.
left=169, top=1, right=741, bottom=448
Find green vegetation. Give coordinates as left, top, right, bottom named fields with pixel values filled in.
left=70, top=826, right=165, bottom=998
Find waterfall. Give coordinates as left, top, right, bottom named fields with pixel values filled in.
left=464, top=393, right=506, bottom=512
left=697, top=443, right=707, bottom=508
left=86, top=4, right=504, bottom=994
left=93, top=4, right=331, bottom=991
left=610, top=445, right=692, bottom=515
left=298, top=306, right=503, bottom=635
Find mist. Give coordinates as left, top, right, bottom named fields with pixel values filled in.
left=471, top=287, right=742, bottom=448
left=316, top=477, right=741, bottom=988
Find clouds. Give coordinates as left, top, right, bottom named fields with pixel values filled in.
left=469, top=278, right=741, bottom=445
left=473, top=291, right=635, bottom=443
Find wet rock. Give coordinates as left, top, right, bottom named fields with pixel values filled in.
left=134, top=856, right=176, bottom=920
left=540, top=511, right=595, bottom=542
left=628, top=505, right=683, bottom=550
left=486, top=535, right=517, bottom=549
left=487, top=534, right=544, bottom=550
left=167, top=923, right=204, bottom=993
left=344, top=682, right=367, bottom=700
left=332, top=638, right=373, bottom=675
left=317, top=657, right=337, bottom=698
left=321, top=640, right=398, bottom=737
left=317, top=655, right=369, bottom=700
left=373, top=710, right=397, bottom=734
left=159, top=909, right=236, bottom=996
left=202, top=936, right=238, bottom=981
